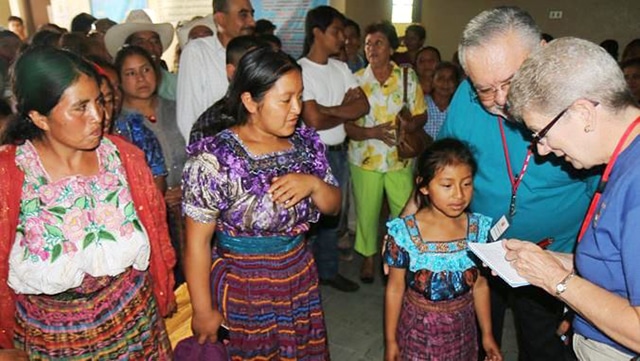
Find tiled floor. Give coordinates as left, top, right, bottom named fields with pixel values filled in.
left=320, top=251, right=519, bottom=361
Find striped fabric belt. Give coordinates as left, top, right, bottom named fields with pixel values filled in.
left=216, top=232, right=303, bottom=255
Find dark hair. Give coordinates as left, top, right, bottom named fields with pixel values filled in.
left=0, top=98, right=11, bottom=117
left=344, top=18, right=361, bottom=37
left=213, top=0, right=229, bottom=13
left=406, top=24, right=426, bottom=41
left=364, top=21, right=399, bottom=50
left=7, top=16, right=23, bottom=24
left=255, top=19, right=276, bottom=35
left=70, top=12, right=97, bottom=34
left=416, top=45, right=441, bottom=63
left=59, top=32, right=90, bottom=55
left=414, top=138, right=477, bottom=209
left=541, top=32, right=554, bottom=42
left=258, top=33, right=282, bottom=50
left=5, top=46, right=100, bottom=144
left=434, top=61, right=461, bottom=84
left=36, top=23, right=67, bottom=34
left=214, top=47, right=301, bottom=132
left=622, top=38, right=640, bottom=62
left=0, top=98, right=11, bottom=145
left=114, top=45, right=161, bottom=92
left=0, top=29, right=20, bottom=44
left=30, top=29, right=63, bottom=47
left=621, top=57, right=640, bottom=71
left=600, top=39, right=619, bottom=60
left=87, top=54, right=117, bottom=74
left=226, top=35, right=264, bottom=65
left=302, top=6, right=345, bottom=56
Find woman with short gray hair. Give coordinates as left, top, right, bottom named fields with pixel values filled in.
left=504, top=37, right=640, bottom=360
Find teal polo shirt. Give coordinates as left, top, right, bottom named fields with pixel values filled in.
left=438, top=80, right=599, bottom=253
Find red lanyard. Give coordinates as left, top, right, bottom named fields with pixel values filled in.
left=578, top=116, right=640, bottom=241
left=498, top=117, right=533, bottom=219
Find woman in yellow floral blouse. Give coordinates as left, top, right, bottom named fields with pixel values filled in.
left=346, top=21, right=426, bottom=283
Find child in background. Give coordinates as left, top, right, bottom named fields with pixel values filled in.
left=384, top=138, right=502, bottom=361
left=423, top=62, right=461, bottom=139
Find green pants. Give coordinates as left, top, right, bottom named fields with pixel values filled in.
left=350, top=164, right=414, bottom=257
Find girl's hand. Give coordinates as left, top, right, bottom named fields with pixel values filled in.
left=191, top=308, right=225, bottom=344
left=482, top=334, right=503, bottom=361
left=384, top=341, right=401, bottom=361
left=269, top=174, right=318, bottom=208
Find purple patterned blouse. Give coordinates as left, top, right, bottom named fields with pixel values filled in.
left=182, top=127, right=337, bottom=237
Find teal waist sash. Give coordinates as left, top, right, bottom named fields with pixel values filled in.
left=216, top=232, right=304, bottom=255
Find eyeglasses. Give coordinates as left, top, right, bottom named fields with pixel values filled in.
left=530, top=108, right=568, bottom=146
left=474, top=76, right=513, bottom=101
left=530, top=100, right=600, bottom=146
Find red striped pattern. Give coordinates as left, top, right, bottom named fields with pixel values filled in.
left=14, top=269, right=172, bottom=360
left=211, top=241, right=330, bottom=360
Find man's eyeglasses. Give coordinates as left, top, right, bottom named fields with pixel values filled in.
left=530, top=100, right=600, bottom=146
left=474, top=76, right=513, bottom=102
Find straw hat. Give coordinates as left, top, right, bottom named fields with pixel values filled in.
left=104, top=9, right=174, bottom=58
left=176, top=14, right=216, bottom=49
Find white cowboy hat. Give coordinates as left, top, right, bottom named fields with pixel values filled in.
left=176, top=14, right=216, bottom=49
left=104, top=9, right=174, bottom=58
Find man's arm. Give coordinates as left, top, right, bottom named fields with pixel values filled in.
left=302, top=87, right=369, bottom=131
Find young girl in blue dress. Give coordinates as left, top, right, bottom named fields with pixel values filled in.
left=384, top=138, right=502, bottom=361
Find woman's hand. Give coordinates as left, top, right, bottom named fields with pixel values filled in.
left=482, top=333, right=503, bottom=361
left=368, top=122, right=396, bottom=146
left=191, top=308, right=225, bottom=344
left=503, top=239, right=572, bottom=294
left=164, top=298, right=178, bottom=317
left=384, top=340, right=401, bottom=361
left=0, top=350, right=28, bottom=361
left=269, top=174, right=319, bottom=208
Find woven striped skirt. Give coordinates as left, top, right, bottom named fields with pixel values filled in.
left=14, top=268, right=172, bottom=360
left=397, top=289, right=477, bottom=361
left=211, top=235, right=329, bottom=361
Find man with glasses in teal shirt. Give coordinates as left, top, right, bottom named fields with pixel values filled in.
left=438, top=6, right=598, bottom=361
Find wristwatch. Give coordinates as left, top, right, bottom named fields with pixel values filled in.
left=555, top=270, right=576, bottom=296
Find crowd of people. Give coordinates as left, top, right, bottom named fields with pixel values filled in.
left=0, top=1, right=639, bottom=360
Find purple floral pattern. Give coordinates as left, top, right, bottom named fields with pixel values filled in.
left=182, top=127, right=337, bottom=237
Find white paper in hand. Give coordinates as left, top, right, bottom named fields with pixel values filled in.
left=468, top=241, right=530, bottom=287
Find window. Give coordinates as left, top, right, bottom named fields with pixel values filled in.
left=392, top=0, right=414, bottom=24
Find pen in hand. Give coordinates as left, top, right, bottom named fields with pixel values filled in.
left=536, top=237, right=554, bottom=249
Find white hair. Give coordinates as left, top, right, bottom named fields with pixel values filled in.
left=458, top=6, right=541, bottom=72
left=507, top=37, right=634, bottom=122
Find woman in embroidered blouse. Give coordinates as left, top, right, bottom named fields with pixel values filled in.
left=346, top=21, right=426, bottom=283
left=384, top=138, right=501, bottom=361
left=0, top=47, right=175, bottom=358
left=182, top=47, right=340, bottom=360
